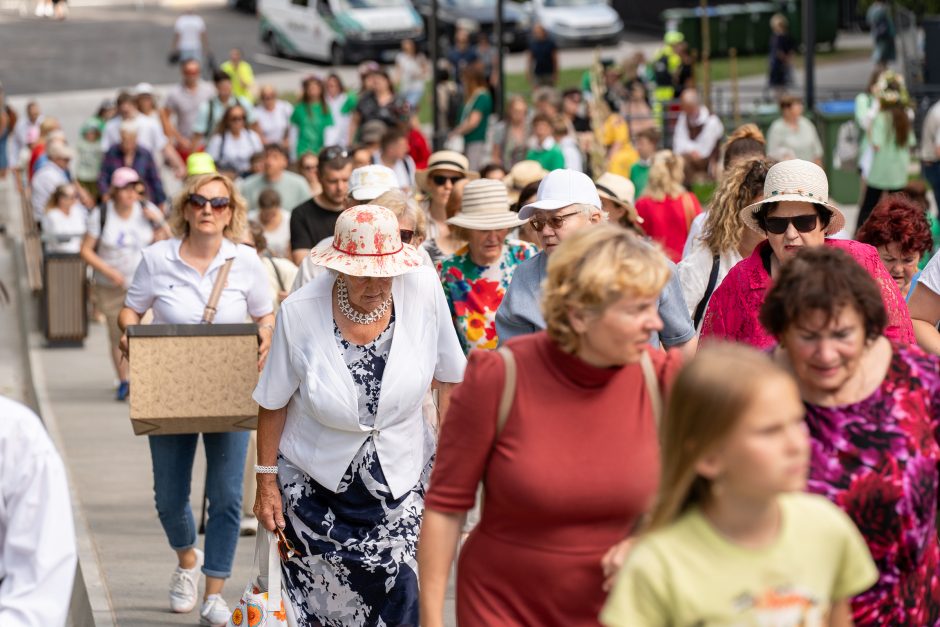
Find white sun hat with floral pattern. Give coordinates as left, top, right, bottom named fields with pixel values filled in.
left=307, top=205, right=423, bottom=277
left=740, top=159, right=846, bottom=236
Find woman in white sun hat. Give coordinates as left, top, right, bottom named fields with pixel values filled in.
left=700, top=158, right=914, bottom=349
left=439, top=178, right=538, bottom=353
left=252, top=204, right=466, bottom=625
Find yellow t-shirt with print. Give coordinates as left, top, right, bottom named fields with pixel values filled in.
left=600, top=492, right=878, bottom=627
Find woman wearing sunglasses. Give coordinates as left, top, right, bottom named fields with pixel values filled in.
left=205, top=104, right=263, bottom=177
left=700, top=159, right=914, bottom=349
left=118, top=174, right=275, bottom=626
left=416, top=151, right=478, bottom=267
left=439, top=179, right=537, bottom=353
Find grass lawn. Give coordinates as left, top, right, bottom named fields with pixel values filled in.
left=415, top=47, right=870, bottom=124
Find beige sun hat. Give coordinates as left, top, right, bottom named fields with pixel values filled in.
left=740, top=159, right=845, bottom=236
left=595, top=172, right=643, bottom=224
left=447, top=179, right=528, bottom=230
left=307, top=205, right=423, bottom=277
left=504, top=160, right=548, bottom=200
left=416, top=151, right=479, bottom=192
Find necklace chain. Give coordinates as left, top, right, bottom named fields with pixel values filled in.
left=336, top=277, right=392, bottom=325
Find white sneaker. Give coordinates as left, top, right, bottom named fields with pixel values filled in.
left=200, top=594, right=231, bottom=626
left=168, top=548, right=203, bottom=613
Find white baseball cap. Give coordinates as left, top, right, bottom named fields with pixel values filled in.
left=348, top=164, right=398, bottom=201
left=133, top=82, right=154, bottom=96
left=519, top=169, right=601, bottom=220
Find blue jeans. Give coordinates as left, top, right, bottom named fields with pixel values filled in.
left=923, top=161, right=940, bottom=216
left=149, top=432, right=249, bottom=579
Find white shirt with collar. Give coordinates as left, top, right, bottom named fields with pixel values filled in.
left=102, top=114, right=169, bottom=156
left=673, top=106, right=725, bottom=159
left=30, top=162, right=69, bottom=223
left=0, top=396, right=76, bottom=627
left=125, top=237, right=274, bottom=323
left=253, top=265, right=466, bottom=499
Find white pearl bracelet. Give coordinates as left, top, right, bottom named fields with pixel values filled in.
left=255, top=465, right=279, bottom=474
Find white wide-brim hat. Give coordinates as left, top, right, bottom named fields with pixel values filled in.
left=447, top=179, right=528, bottom=230
left=740, top=159, right=845, bottom=236
left=307, top=205, right=423, bottom=277
left=349, top=164, right=398, bottom=201
left=519, top=169, right=601, bottom=220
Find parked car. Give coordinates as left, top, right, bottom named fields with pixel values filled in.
left=259, top=0, right=424, bottom=64
left=413, top=0, right=531, bottom=52
left=529, top=0, right=622, bottom=47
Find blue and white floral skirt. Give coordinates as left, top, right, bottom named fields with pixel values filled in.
left=277, top=442, right=430, bottom=627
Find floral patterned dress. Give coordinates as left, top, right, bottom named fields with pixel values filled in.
left=439, top=239, right=537, bottom=353
left=278, top=311, right=432, bottom=626
left=805, top=345, right=940, bottom=625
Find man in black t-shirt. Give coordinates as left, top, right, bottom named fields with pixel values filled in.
left=290, top=146, right=353, bottom=265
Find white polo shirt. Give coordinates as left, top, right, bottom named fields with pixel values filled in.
left=253, top=265, right=466, bottom=499
left=125, top=237, right=273, bottom=324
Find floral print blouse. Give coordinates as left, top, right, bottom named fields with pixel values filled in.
left=439, top=240, right=537, bottom=353
left=805, top=345, right=940, bottom=625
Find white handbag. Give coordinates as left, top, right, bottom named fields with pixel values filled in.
left=227, top=528, right=299, bottom=627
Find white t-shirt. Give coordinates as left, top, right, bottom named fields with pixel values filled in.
left=174, top=14, right=206, bottom=51
left=918, top=249, right=940, bottom=296
left=676, top=239, right=744, bottom=328
left=86, top=202, right=156, bottom=286
left=254, top=100, right=293, bottom=145
left=30, top=163, right=69, bottom=222
left=248, top=209, right=292, bottom=258
left=395, top=52, right=426, bottom=94
left=125, top=238, right=273, bottom=324
left=207, top=130, right=264, bottom=174
left=0, top=397, right=76, bottom=627
left=102, top=114, right=168, bottom=156
left=41, top=205, right=88, bottom=254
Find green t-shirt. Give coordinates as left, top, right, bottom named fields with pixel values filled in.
left=601, top=492, right=878, bottom=627
left=290, top=101, right=333, bottom=159
left=867, top=110, right=916, bottom=190
left=461, top=90, right=493, bottom=144
left=525, top=143, right=566, bottom=171
left=630, top=161, right=651, bottom=197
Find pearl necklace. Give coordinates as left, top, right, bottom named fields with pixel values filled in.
left=336, top=277, right=392, bottom=325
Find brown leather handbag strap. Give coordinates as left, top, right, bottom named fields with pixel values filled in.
left=640, top=350, right=662, bottom=429
left=495, top=346, right=517, bottom=437
left=201, top=257, right=235, bottom=324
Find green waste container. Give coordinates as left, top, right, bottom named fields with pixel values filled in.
left=717, top=5, right=747, bottom=56
left=662, top=5, right=729, bottom=58
left=816, top=99, right=861, bottom=205
left=776, top=0, right=839, bottom=50
left=744, top=2, right=776, bottom=55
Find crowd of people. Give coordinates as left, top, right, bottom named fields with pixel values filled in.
left=7, top=16, right=940, bottom=627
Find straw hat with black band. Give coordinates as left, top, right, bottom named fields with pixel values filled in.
left=595, top=172, right=643, bottom=227
left=447, top=179, right=528, bottom=231
left=416, top=151, right=479, bottom=193
left=740, top=159, right=845, bottom=236
left=504, top=160, right=548, bottom=203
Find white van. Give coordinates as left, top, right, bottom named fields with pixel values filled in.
left=259, top=0, right=424, bottom=65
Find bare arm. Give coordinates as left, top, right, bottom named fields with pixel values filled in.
left=80, top=235, right=125, bottom=287
left=117, top=307, right=143, bottom=357
left=291, top=248, right=310, bottom=266
left=418, top=508, right=465, bottom=627
left=672, top=335, right=698, bottom=360
left=451, top=110, right=482, bottom=137
left=253, top=405, right=289, bottom=531
left=253, top=312, right=276, bottom=370
left=432, top=379, right=455, bottom=428
left=828, top=599, right=854, bottom=627
left=909, top=284, right=940, bottom=355
left=348, top=111, right=361, bottom=146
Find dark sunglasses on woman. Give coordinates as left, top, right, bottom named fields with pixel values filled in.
left=399, top=229, right=414, bottom=244
left=763, top=214, right=819, bottom=235
left=188, top=193, right=231, bottom=211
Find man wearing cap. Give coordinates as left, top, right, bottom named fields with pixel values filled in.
left=440, top=178, right=537, bottom=353
left=290, top=147, right=354, bottom=265
left=237, top=144, right=311, bottom=213
left=98, top=120, right=167, bottom=209
left=495, top=169, right=697, bottom=355
left=291, top=163, right=400, bottom=287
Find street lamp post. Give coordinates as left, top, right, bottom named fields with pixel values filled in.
left=430, top=0, right=441, bottom=150
left=495, top=0, right=505, bottom=117
left=803, top=0, right=816, bottom=109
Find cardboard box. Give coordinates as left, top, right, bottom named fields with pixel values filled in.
left=127, top=324, right=259, bottom=436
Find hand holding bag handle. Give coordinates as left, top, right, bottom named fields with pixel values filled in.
left=201, top=257, right=235, bottom=324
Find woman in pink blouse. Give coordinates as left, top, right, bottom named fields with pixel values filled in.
left=700, top=159, right=913, bottom=348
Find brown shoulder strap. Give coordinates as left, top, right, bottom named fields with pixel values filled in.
left=201, top=257, right=235, bottom=324
left=495, top=346, right=517, bottom=437
left=640, top=350, right=662, bottom=429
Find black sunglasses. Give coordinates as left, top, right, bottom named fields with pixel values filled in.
left=432, top=174, right=463, bottom=186
left=188, top=193, right=231, bottom=211
left=399, top=229, right=414, bottom=244
left=763, top=214, right=819, bottom=235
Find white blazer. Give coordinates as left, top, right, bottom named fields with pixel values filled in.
left=252, top=265, right=466, bottom=499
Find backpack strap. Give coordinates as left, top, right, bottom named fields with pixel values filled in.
left=495, top=346, right=517, bottom=438
left=692, top=254, right=721, bottom=330
left=639, top=350, right=662, bottom=429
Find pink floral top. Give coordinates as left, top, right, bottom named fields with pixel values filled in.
left=805, top=345, right=940, bottom=625
left=700, top=239, right=915, bottom=348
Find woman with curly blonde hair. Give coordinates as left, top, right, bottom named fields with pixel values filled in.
left=677, top=157, right=771, bottom=328
left=635, top=150, right=702, bottom=262
left=117, top=172, right=274, bottom=625
left=420, top=224, right=683, bottom=626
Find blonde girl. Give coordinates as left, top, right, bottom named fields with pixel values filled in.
left=634, top=149, right=702, bottom=262
left=601, top=344, right=877, bottom=627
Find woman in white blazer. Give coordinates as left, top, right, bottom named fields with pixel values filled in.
left=252, top=204, right=466, bottom=626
